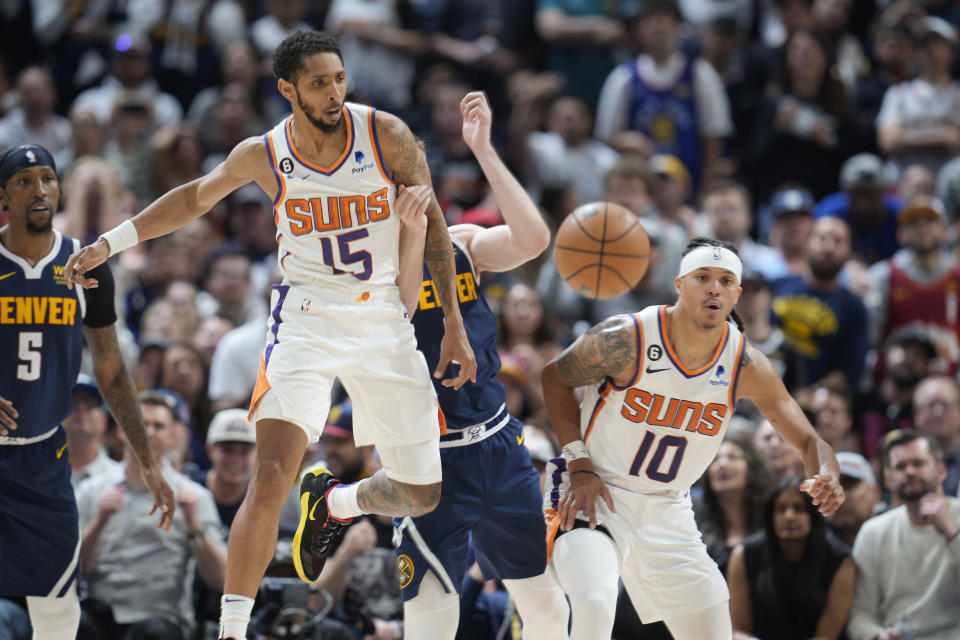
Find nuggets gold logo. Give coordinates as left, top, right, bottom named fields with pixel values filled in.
left=650, top=115, right=676, bottom=144
left=397, top=554, right=414, bottom=589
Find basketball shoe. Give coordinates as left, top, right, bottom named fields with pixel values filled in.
left=293, top=467, right=353, bottom=583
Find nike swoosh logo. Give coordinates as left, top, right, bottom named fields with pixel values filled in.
left=56, top=443, right=68, bottom=459
left=308, top=497, right=323, bottom=521
left=516, top=434, right=524, bottom=445
left=646, top=367, right=669, bottom=374
left=0, top=272, right=16, bottom=281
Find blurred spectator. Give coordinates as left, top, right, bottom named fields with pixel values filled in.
left=54, top=105, right=108, bottom=175
left=829, top=451, right=882, bottom=546
left=202, top=82, right=264, bottom=172
left=498, top=351, right=532, bottom=421
left=649, top=153, right=697, bottom=237
left=456, top=560, right=513, bottom=640
left=73, top=34, right=183, bottom=128
left=207, top=316, right=264, bottom=413
left=192, top=315, right=236, bottom=367
left=735, top=269, right=803, bottom=396
left=160, top=343, right=212, bottom=465
left=534, top=0, right=625, bottom=106
left=913, top=376, right=960, bottom=497
left=747, top=29, right=857, bottom=201
left=0, top=66, right=70, bottom=153
left=595, top=0, right=733, bottom=190
left=102, top=89, right=156, bottom=206
left=133, top=336, right=169, bottom=392
left=164, top=280, right=202, bottom=341
left=754, top=419, right=806, bottom=480
left=848, top=432, right=960, bottom=640
left=509, top=92, right=619, bottom=206
left=325, top=0, right=426, bottom=110
left=149, top=123, right=205, bottom=200
left=56, top=156, right=130, bottom=246
left=766, top=186, right=815, bottom=275
left=62, top=375, right=121, bottom=489
left=853, top=21, right=914, bottom=152
left=700, top=179, right=791, bottom=281
left=694, top=434, right=772, bottom=574
left=727, top=477, right=855, bottom=640
left=193, top=408, right=256, bottom=529
left=858, top=327, right=934, bottom=459
left=815, top=153, right=902, bottom=264
left=250, top=0, right=312, bottom=61
left=76, top=391, right=226, bottom=640
left=198, top=249, right=261, bottom=326
left=808, top=385, right=861, bottom=454
left=809, top=0, right=867, bottom=93
left=497, top=282, right=561, bottom=414
left=867, top=196, right=960, bottom=371
left=772, top=216, right=868, bottom=392
left=877, top=16, right=960, bottom=181
left=897, top=163, right=936, bottom=203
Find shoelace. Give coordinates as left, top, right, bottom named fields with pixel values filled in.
left=310, top=519, right=344, bottom=554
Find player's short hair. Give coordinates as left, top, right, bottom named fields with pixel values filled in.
left=272, top=31, right=343, bottom=84
left=681, top=236, right=740, bottom=258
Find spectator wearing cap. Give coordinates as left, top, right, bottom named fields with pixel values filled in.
left=877, top=16, right=960, bottom=181
left=828, top=452, right=882, bottom=546
left=815, top=152, right=902, bottom=264
left=595, top=0, right=733, bottom=191
left=649, top=153, right=699, bottom=238
left=867, top=196, right=960, bottom=372
left=913, top=376, right=960, bottom=496
left=193, top=409, right=256, bottom=529
left=62, top=375, right=121, bottom=489
left=72, top=33, right=182, bottom=129
left=848, top=431, right=960, bottom=640
left=767, top=186, right=815, bottom=276
left=319, top=402, right=375, bottom=485
left=859, top=327, right=936, bottom=460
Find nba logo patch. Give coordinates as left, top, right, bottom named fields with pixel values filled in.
left=713, top=247, right=722, bottom=261
left=25, top=150, right=36, bottom=164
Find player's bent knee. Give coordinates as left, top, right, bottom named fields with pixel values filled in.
left=399, top=481, right=441, bottom=516
left=26, top=591, right=80, bottom=640
left=570, top=585, right=617, bottom=626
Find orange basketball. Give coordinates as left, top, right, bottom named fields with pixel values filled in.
left=554, top=202, right=650, bottom=299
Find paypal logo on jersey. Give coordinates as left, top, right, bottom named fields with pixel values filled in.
left=352, top=150, right=375, bottom=175
left=708, top=364, right=729, bottom=387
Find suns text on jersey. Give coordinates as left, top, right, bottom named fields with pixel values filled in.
left=0, top=296, right=77, bottom=325
left=283, top=188, right=391, bottom=236
left=620, top=389, right=726, bottom=436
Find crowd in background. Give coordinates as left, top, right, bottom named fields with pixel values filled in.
left=1, top=0, right=960, bottom=638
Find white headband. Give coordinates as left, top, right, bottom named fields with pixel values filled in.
left=678, top=245, right=742, bottom=284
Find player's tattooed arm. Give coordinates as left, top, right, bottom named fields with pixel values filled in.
left=85, top=324, right=176, bottom=529
left=555, top=315, right=639, bottom=388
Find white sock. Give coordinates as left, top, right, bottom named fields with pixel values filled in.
left=219, top=594, right=255, bottom=639
left=326, top=481, right=364, bottom=520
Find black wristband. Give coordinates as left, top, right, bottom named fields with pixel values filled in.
left=571, top=469, right=600, bottom=479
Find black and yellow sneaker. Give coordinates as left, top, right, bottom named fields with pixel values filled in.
left=292, top=466, right=353, bottom=583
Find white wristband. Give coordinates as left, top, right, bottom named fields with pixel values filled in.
left=99, top=219, right=139, bottom=256
left=562, top=440, right=589, bottom=464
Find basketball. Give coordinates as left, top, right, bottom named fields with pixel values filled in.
left=554, top=202, right=650, bottom=299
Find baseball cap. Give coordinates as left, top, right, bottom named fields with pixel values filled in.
left=207, top=408, right=256, bottom=445
left=771, top=187, right=816, bottom=217
left=73, top=374, right=104, bottom=405
left=649, top=154, right=691, bottom=188
left=323, top=401, right=354, bottom=439
left=919, top=16, right=958, bottom=46
left=885, top=325, right=937, bottom=360
left=739, top=268, right=770, bottom=289
left=840, top=153, right=884, bottom=190
left=898, top=195, right=947, bottom=225
left=836, top=452, right=876, bottom=486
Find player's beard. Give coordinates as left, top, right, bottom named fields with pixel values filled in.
left=26, top=219, right=52, bottom=234
left=295, top=87, right=340, bottom=134
left=895, top=475, right=938, bottom=502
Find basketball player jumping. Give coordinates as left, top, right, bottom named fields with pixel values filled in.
left=63, top=31, right=476, bottom=640
left=542, top=238, right=845, bottom=640
left=387, top=91, right=570, bottom=639
left=0, top=144, right=174, bottom=640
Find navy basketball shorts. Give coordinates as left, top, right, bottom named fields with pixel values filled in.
left=0, top=427, right=79, bottom=597
left=394, top=416, right=547, bottom=601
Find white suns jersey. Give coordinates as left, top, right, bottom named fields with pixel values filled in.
left=581, top=305, right=746, bottom=494
left=264, top=104, right=398, bottom=296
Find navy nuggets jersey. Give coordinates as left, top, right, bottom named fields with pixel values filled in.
left=411, top=235, right=503, bottom=427
left=0, top=230, right=115, bottom=440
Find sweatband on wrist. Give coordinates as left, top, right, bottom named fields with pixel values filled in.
left=562, top=440, right=589, bottom=464
left=99, top=219, right=139, bottom=256
left=677, top=245, right=742, bottom=284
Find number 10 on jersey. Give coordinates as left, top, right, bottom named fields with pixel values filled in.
left=629, top=431, right=688, bottom=483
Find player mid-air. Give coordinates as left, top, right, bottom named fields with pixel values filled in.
left=63, top=31, right=476, bottom=640
left=543, top=238, right=845, bottom=639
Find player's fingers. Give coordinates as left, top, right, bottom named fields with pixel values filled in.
left=444, top=368, right=470, bottom=390
left=63, top=253, right=80, bottom=289
left=559, top=492, right=574, bottom=531
left=600, top=485, right=616, bottom=513
left=585, top=494, right=598, bottom=530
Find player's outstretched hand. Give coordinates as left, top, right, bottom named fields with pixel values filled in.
left=560, top=469, right=616, bottom=532
left=0, top=395, right=18, bottom=436
left=63, top=239, right=109, bottom=289
left=461, top=91, right=492, bottom=153
left=435, top=323, right=477, bottom=390
left=801, top=473, right=845, bottom=516
left=142, top=462, right=176, bottom=531
left=395, top=184, right=431, bottom=231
